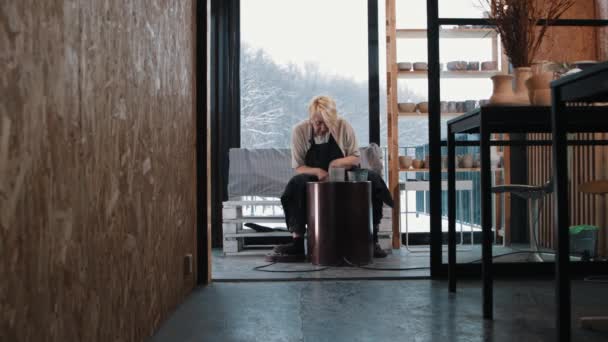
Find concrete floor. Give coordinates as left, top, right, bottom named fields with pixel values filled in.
left=150, top=279, right=608, bottom=342
left=211, top=245, right=557, bottom=281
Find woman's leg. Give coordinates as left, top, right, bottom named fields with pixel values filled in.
left=366, top=170, right=391, bottom=257
left=280, top=173, right=318, bottom=236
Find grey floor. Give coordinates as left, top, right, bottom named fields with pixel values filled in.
left=211, top=245, right=557, bottom=281
left=150, top=279, right=608, bottom=342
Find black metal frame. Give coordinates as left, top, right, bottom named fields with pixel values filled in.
left=426, top=2, right=608, bottom=278
left=196, top=0, right=210, bottom=284
left=446, top=104, right=608, bottom=340
left=209, top=0, right=240, bottom=248
left=368, top=0, right=380, bottom=145
left=551, top=62, right=608, bottom=342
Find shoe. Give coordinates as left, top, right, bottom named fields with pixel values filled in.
left=264, top=239, right=306, bottom=262
left=373, top=243, right=388, bottom=258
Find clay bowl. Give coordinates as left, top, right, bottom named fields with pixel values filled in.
left=447, top=61, right=467, bottom=71
left=412, top=159, right=423, bottom=169
left=398, top=102, right=416, bottom=113
left=399, top=156, right=413, bottom=169
left=398, top=62, right=412, bottom=71
left=481, top=61, right=498, bottom=71
left=464, top=100, right=477, bottom=112
left=416, top=102, right=429, bottom=113
left=413, top=62, right=428, bottom=71
left=573, top=60, right=598, bottom=70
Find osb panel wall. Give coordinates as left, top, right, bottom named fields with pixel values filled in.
left=535, top=0, right=597, bottom=63
left=0, top=1, right=197, bottom=341
left=526, top=1, right=607, bottom=254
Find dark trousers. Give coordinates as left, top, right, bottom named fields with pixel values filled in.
left=280, top=170, right=393, bottom=242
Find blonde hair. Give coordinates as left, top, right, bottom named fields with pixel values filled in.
left=308, top=95, right=338, bottom=131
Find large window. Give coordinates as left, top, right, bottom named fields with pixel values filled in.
left=240, top=0, right=370, bottom=148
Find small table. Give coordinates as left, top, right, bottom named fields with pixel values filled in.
left=551, top=62, right=608, bottom=341
left=306, top=181, right=373, bottom=266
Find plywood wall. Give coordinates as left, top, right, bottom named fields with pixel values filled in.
left=535, top=0, right=598, bottom=62
left=598, top=0, right=608, bottom=60
left=0, top=1, right=197, bottom=341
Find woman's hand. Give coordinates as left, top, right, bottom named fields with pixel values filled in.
left=316, top=168, right=329, bottom=181
left=329, top=156, right=359, bottom=170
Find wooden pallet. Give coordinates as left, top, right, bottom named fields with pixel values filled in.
left=222, top=201, right=395, bottom=255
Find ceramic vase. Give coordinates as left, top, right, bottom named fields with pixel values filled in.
left=489, top=74, right=516, bottom=105
left=513, top=67, right=532, bottom=105
left=525, top=71, right=554, bottom=106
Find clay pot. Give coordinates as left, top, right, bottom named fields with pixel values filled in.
left=448, top=101, right=458, bottom=112
left=441, top=156, right=448, bottom=169
left=467, top=61, right=480, bottom=71
left=440, top=101, right=449, bottom=113
left=417, top=102, right=429, bottom=113
left=525, top=72, right=554, bottom=106
left=398, top=62, right=412, bottom=71
left=412, top=159, right=423, bottom=169
left=481, top=61, right=498, bottom=71
left=399, top=156, right=413, bottom=169
left=398, top=102, right=416, bottom=113
left=424, top=155, right=430, bottom=168
left=455, top=101, right=464, bottom=113
left=461, top=154, right=474, bottom=168
left=531, top=89, right=552, bottom=106
left=513, top=67, right=532, bottom=105
left=489, top=74, right=517, bottom=105
left=413, top=62, right=428, bottom=71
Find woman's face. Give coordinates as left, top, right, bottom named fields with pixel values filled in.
left=310, top=112, right=328, bottom=136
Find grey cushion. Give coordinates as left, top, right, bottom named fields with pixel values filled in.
left=227, top=145, right=384, bottom=198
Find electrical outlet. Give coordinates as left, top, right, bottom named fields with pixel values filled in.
left=184, top=254, right=193, bottom=277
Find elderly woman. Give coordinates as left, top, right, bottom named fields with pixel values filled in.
left=266, top=95, right=393, bottom=262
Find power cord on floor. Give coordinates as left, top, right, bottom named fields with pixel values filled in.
left=466, top=250, right=557, bottom=264
left=253, top=262, right=330, bottom=273
left=342, top=257, right=430, bottom=271
left=583, top=276, right=608, bottom=284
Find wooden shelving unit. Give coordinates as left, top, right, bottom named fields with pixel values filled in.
left=396, top=27, right=497, bottom=39
left=398, top=70, right=499, bottom=79
left=385, top=1, right=508, bottom=249
left=398, top=111, right=464, bottom=117
left=399, top=167, right=504, bottom=172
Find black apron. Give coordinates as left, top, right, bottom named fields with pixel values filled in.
left=304, top=128, right=344, bottom=171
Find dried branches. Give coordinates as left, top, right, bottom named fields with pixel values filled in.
left=481, top=0, right=575, bottom=67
